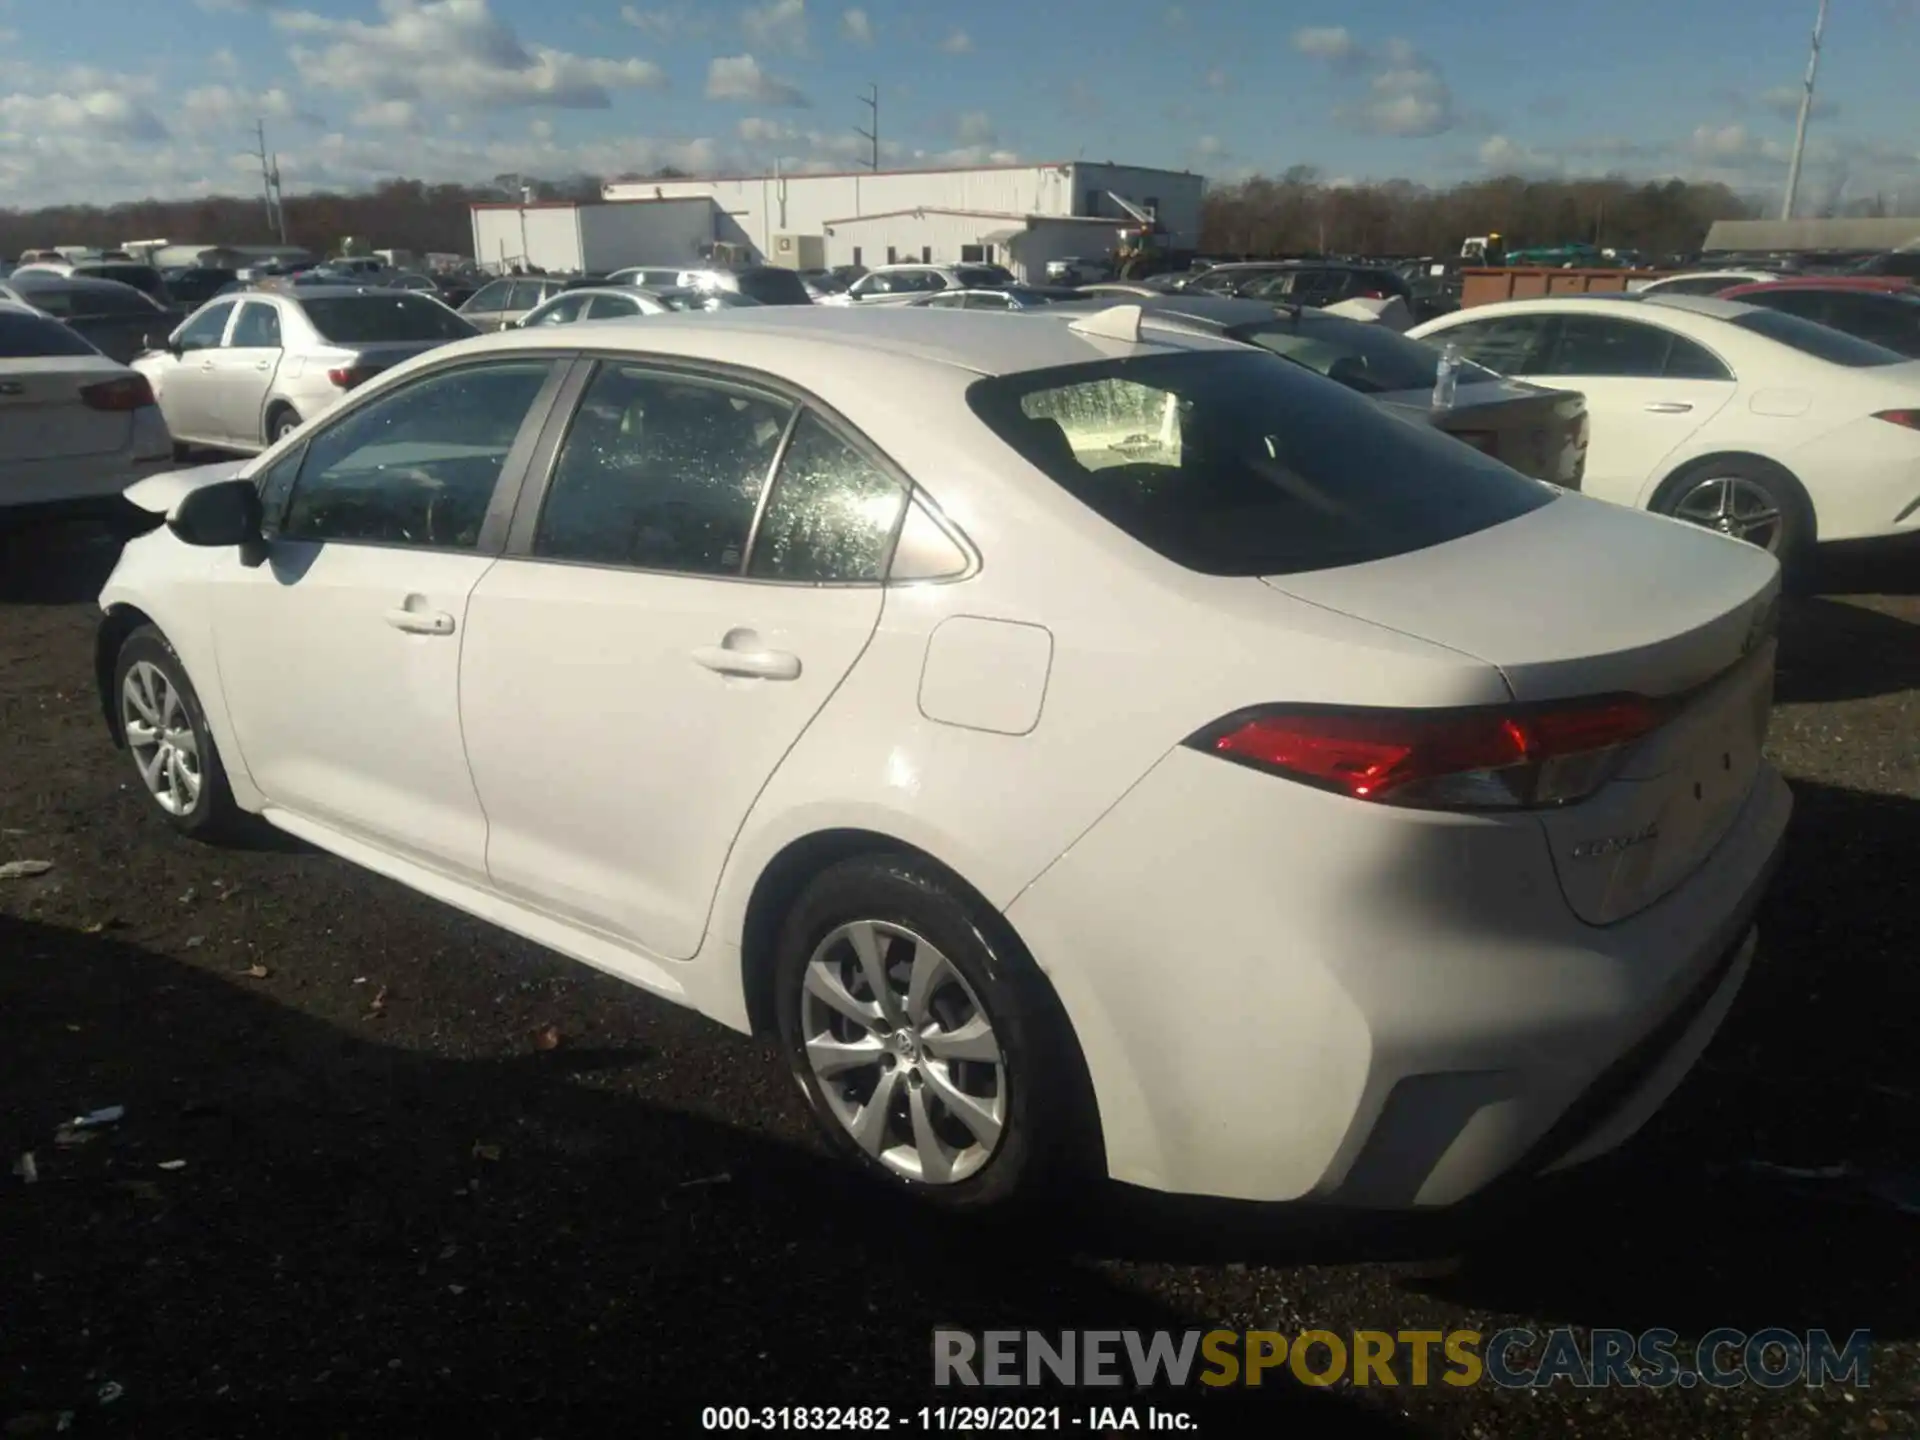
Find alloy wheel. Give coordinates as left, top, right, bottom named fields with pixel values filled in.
left=121, top=660, right=202, bottom=817
left=1671, top=475, right=1784, bottom=553
left=798, top=919, right=1008, bottom=1184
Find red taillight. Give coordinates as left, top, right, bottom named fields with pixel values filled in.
left=79, top=375, right=154, bottom=412
left=327, top=365, right=377, bottom=389
left=1355, top=289, right=1387, bottom=299
left=1873, top=409, right=1920, bottom=431
left=1189, top=697, right=1671, bottom=810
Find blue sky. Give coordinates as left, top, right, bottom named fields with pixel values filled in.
left=1, top=0, right=1916, bottom=206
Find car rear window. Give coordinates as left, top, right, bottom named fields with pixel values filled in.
left=1729, top=308, right=1905, bottom=367
left=1242, top=318, right=1501, bottom=394
left=77, top=264, right=165, bottom=295
left=298, top=294, right=479, bottom=343
left=733, top=269, right=813, bottom=305
left=956, top=264, right=1015, bottom=288
left=967, top=350, right=1556, bottom=577
left=12, top=282, right=158, bottom=317
left=0, top=310, right=99, bottom=357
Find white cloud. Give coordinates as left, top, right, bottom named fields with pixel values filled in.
left=279, top=0, right=667, bottom=112
left=530, top=117, right=554, bottom=140
left=1203, top=66, right=1229, bottom=91
left=742, top=0, right=808, bottom=54
left=355, top=98, right=419, bottom=129
left=0, top=89, right=167, bottom=142
left=736, top=115, right=796, bottom=143
left=1478, top=134, right=1561, bottom=176
left=1292, top=25, right=1363, bottom=63
left=179, top=84, right=319, bottom=133
left=1193, top=135, right=1225, bottom=159
left=1757, top=84, right=1837, bottom=121
left=1164, top=5, right=1187, bottom=26
left=1347, top=63, right=1456, bottom=137
left=619, top=4, right=709, bottom=37
left=705, top=53, right=808, bottom=106
left=840, top=7, right=872, bottom=45
left=955, top=111, right=995, bottom=146
left=1690, top=122, right=1757, bottom=162
left=938, top=28, right=972, bottom=54
left=209, top=47, right=241, bottom=77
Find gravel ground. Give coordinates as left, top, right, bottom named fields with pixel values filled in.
left=1, top=526, right=1915, bottom=1439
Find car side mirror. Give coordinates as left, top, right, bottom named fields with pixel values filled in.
left=169, top=479, right=264, bottom=555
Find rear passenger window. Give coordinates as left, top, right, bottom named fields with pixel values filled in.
left=1539, top=316, right=1672, bottom=378
left=1440, top=315, right=1550, bottom=373
left=747, top=413, right=907, bottom=583
left=534, top=364, right=794, bottom=575
left=1662, top=334, right=1733, bottom=380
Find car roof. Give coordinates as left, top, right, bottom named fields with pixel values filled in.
left=1458, top=293, right=1760, bottom=322
left=254, top=284, right=422, bottom=300
left=1718, top=275, right=1917, bottom=296
left=5, top=271, right=148, bottom=296
left=452, top=301, right=1248, bottom=375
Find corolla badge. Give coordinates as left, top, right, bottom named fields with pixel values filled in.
left=1570, top=822, right=1660, bottom=861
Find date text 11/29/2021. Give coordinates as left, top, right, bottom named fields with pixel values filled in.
left=700, top=1406, right=1195, bottom=1431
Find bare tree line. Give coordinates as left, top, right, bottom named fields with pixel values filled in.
left=3, top=167, right=1768, bottom=266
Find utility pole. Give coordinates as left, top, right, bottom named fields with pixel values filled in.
left=1781, top=0, right=1830, bottom=222
left=854, top=83, right=879, bottom=172
left=254, top=119, right=288, bottom=243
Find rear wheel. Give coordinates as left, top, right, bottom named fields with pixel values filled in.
left=267, top=406, right=302, bottom=445
left=1652, top=458, right=1814, bottom=581
left=773, top=854, right=1093, bottom=1211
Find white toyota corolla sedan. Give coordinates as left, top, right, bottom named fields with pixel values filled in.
left=95, top=304, right=1791, bottom=1211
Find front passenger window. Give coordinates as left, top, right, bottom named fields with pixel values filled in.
left=175, top=302, right=234, bottom=352
left=1442, top=316, right=1551, bottom=374
left=280, top=360, right=555, bottom=550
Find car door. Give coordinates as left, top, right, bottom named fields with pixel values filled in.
left=156, top=301, right=239, bottom=441
left=1511, top=315, right=1737, bottom=505
left=582, top=293, right=644, bottom=319
left=210, top=356, right=568, bottom=881
left=459, top=279, right=514, bottom=331
left=206, top=300, right=285, bottom=447
left=500, top=280, right=551, bottom=328
left=458, top=358, right=907, bottom=960
left=525, top=293, right=590, bottom=328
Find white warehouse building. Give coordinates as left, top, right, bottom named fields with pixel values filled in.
left=470, top=160, right=1206, bottom=281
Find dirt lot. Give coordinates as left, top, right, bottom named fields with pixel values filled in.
left=2, top=526, right=1916, bottom=1438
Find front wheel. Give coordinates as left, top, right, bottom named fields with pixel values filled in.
left=773, top=855, right=1094, bottom=1211
left=113, top=626, right=244, bottom=840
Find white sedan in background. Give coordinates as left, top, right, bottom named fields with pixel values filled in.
left=513, top=285, right=760, bottom=328
left=95, top=304, right=1788, bottom=1212
left=1412, top=294, right=1920, bottom=570
left=135, top=285, right=480, bottom=454
left=0, top=301, right=172, bottom=526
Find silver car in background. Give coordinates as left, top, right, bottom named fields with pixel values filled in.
left=133, top=285, right=478, bottom=453
left=513, top=285, right=762, bottom=328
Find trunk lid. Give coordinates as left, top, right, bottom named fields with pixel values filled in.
left=1374, top=382, right=1589, bottom=488
left=0, top=357, right=135, bottom=460
left=1264, top=494, right=1781, bottom=923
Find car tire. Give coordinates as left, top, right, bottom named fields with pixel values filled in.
left=772, top=853, right=1095, bottom=1212
left=267, top=407, right=302, bottom=445
left=1651, top=457, right=1815, bottom=586
left=112, top=625, right=245, bottom=841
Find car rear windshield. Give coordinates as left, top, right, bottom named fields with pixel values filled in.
left=11, top=282, right=158, bottom=317
left=732, top=269, right=813, bottom=305
left=956, top=264, right=1015, bottom=288
left=1241, top=318, right=1501, bottom=394
left=0, top=310, right=99, bottom=357
left=1729, top=308, right=1906, bottom=367
left=298, top=294, right=479, bottom=343
left=77, top=264, right=165, bottom=295
left=967, top=350, right=1556, bottom=577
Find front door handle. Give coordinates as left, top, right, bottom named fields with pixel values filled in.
left=199, top=360, right=215, bottom=372
left=384, top=606, right=456, bottom=636
left=692, top=644, right=801, bottom=681
left=1644, top=401, right=1694, bottom=413
left=254, top=360, right=271, bottom=371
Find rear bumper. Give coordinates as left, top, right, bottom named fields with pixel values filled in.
left=1005, top=748, right=1793, bottom=1208
left=1, top=448, right=173, bottom=515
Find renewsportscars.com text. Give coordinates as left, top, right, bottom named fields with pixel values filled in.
left=933, top=1328, right=1873, bottom=1390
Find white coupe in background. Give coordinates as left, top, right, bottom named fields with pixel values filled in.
left=95, top=304, right=1789, bottom=1212
left=0, top=300, right=172, bottom=525
left=1412, top=293, right=1920, bottom=570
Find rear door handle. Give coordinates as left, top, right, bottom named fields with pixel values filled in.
left=254, top=360, right=271, bottom=371
left=384, top=607, right=456, bottom=636
left=1643, top=401, right=1694, bottom=413
left=199, top=360, right=216, bottom=372
left=692, top=645, right=801, bottom=680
